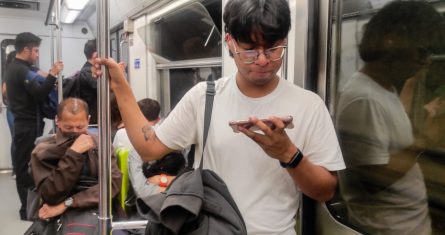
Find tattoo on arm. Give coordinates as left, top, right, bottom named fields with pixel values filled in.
left=141, top=125, right=154, bottom=141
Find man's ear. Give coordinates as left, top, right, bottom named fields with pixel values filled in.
left=55, top=115, right=59, bottom=126
left=225, top=33, right=231, bottom=42
left=92, top=51, right=98, bottom=59
left=225, top=33, right=234, bottom=58
left=88, top=115, right=91, bottom=123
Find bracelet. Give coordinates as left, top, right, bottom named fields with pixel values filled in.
left=280, top=149, right=304, bottom=168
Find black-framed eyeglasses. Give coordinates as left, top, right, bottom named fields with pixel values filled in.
left=231, top=40, right=287, bottom=64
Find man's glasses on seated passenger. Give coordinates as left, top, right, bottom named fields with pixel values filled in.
left=231, top=40, right=287, bottom=64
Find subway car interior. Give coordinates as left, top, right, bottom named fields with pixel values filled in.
left=0, top=0, right=444, bottom=234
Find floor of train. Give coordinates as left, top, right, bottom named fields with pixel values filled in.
left=0, top=172, right=32, bottom=234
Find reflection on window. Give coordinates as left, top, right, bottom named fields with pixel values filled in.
left=138, top=1, right=221, bottom=62
left=329, top=1, right=445, bottom=234
left=1, top=40, right=15, bottom=104
left=166, top=67, right=221, bottom=110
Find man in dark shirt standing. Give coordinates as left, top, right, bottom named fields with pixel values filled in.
left=4, top=32, right=63, bottom=220
left=79, top=39, right=98, bottom=125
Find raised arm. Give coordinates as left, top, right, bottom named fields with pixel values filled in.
left=93, top=58, right=171, bottom=161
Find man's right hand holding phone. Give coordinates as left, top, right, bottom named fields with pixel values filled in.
left=236, top=116, right=298, bottom=164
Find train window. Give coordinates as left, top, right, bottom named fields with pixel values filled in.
left=328, top=1, right=445, bottom=234
left=110, top=34, right=118, bottom=61
left=1, top=40, right=15, bottom=81
left=1, top=40, right=15, bottom=105
left=138, top=1, right=222, bottom=62
left=161, top=67, right=221, bottom=112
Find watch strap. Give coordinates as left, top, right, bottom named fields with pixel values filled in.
left=280, top=149, right=303, bottom=168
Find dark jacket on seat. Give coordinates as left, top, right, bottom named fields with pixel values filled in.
left=137, top=169, right=247, bottom=235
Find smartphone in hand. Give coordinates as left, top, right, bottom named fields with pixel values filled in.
left=229, top=115, right=294, bottom=133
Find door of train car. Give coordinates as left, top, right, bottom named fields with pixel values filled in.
left=321, top=0, right=445, bottom=234
left=128, top=0, right=223, bottom=115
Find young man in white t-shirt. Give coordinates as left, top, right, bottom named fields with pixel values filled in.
left=94, top=0, right=345, bottom=233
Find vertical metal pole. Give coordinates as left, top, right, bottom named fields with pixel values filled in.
left=50, top=14, right=54, bottom=67
left=55, top=0, right=63, bottom=101
left=97, top=0, right=112, bottom=234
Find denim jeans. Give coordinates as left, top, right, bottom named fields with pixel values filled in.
left=6, top=107, right=15, bottom=172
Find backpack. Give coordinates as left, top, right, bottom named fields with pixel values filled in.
left=62, top=71, right=82, bottom=98
left=25, top=70, right=58, bottom=119
left=136, top=81, right=247, bottom=235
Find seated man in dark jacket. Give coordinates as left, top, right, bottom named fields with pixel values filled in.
left=31, top=97, right=122, bottom=220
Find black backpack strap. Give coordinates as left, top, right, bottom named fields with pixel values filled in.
left=199, top=80, right=215, bottom=169
left=187, top=144, right=195, bottom=168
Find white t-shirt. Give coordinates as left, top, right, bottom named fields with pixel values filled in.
left=336, top=72, right=430, bottom=235
left=156, top=75, right=345, bottom=235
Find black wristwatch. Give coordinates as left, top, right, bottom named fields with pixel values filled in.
left=280, top=149, right=303, bottom=168
left=64, top=197, right=73, bottom=208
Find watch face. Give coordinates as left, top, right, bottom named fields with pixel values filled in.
left=160, top=176, right=168, bottom=184
left=159, top=175, right=168, bottom=187
left=65, top=197, right=73, bottom=207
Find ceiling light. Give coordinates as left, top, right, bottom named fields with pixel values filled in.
left=64, top=0, right=89, bottom=10
left=61, top=4, right=80, bottom=24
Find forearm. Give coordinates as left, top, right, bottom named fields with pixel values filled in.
left=112, top=80, right=171, bottom=161
left=29, top=73, right=56, bottom=102
left=287, top=157, right=337, bottom=202
left=112, top=79, right=160, bottom=160
left=128, top=152, right=159, bottom=198
left=358, top=148, right=419, bottom=191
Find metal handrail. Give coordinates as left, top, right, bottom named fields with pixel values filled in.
left=97, top=0, right=112, bottom=234
left=112, top=220, right=148, bottom=230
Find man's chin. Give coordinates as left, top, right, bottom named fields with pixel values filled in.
left=250, top=74, right=276, bottom=85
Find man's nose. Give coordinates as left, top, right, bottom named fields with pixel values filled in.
left=255, top=51, right=269, bottom=66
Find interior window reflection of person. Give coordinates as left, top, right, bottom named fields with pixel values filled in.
left=335, top=1, right=443, bottom=234
left=400, top=26, right=445, bottom=150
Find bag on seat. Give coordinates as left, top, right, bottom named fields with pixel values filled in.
left=26, top=187, right=41, bottom=221
left=136, top=81, right=247, bottom=235
left=59, top=208, right=99, bottom=235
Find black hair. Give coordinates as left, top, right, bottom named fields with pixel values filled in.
left=14, top=32, right=41, bottom=53
left=84, top=39, right=97, bottom=59
left=57, top=97, right=89, bottom=120
left=223, top=0, right=291, bottom=47
left=138, top=98, right=161, bottom=122
left=359, top=1, right=443, bottom=62
left=110, top=92, right=122, bottom=128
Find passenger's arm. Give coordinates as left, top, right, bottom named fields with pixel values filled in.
left=350, top=148, right=419, bottom=193
left=80, top=67, right=98, bottom=90
left=240, top=116, right=338, bottom=202
left=337, top=99, right=422, bottom=192
left=38, top=202, right=66, bottom=220
left=93, top=58, right=172, bottom=161
left=127, top=148, right=160, bottom=199
left=25, top=61, right=63, bottom=102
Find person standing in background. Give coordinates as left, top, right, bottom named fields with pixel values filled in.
left=2, top=50, right=17, bottom=178
left=4, top=32, right=63, bottom=220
